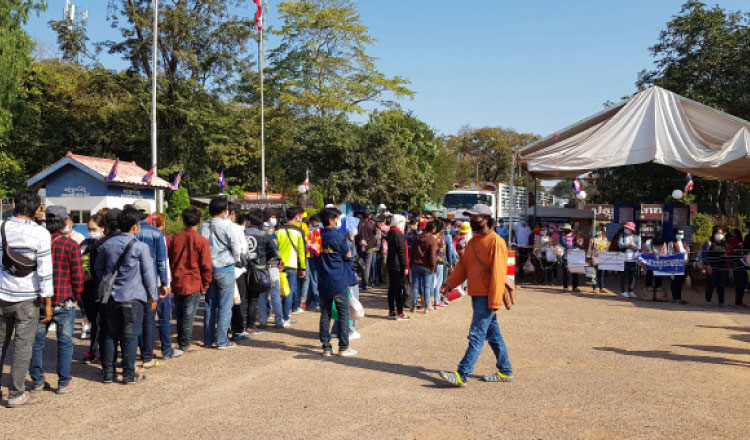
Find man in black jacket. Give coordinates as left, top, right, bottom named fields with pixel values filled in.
left=386, top=214, right=410, bottom=320
left=246, top=211, right=283, bottom=329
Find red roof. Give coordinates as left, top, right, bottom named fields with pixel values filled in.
left=30, top=151, right=171, bottom=188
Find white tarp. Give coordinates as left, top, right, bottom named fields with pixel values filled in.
left=518, top=86, right=750, bottom=182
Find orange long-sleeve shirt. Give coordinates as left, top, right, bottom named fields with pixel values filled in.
left=445, top=232, right=508, bottom=310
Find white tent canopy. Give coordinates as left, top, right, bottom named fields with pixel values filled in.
left=517, top=86, right=750, bottom=182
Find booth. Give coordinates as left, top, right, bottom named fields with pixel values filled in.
left=27, top=152, right=171, bottom=225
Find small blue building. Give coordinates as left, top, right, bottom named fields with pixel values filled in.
left=27, top=152, right=170, bottom=224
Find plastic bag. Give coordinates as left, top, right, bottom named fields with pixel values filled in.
left=523, top=259, right=535, bottom=273
left=350, top=295, right=365, bottom=320
left=280, top=271, right=291, bottom=297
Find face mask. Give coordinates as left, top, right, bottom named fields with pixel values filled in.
left=540, top=231, right=547, bottom=236
left=89, top=231, right=102, bottom=240
left=469, top=219, right=483, bottom=232
left=541, top=237, right=549, bottom=244
left=714, top=234, right=724, bottom=241
left=336, top=218, right=343, bottom=229
left=595, top=231, right=601, bottom=237
left=520, top=222, right=527, bottom=227
left=269, top=218, right=277, bottom=227
left=676, top=234, right=684, bottom=240
left=63, top=225, right=71, bottom=234
left=624, top=230, right=632, bottom=236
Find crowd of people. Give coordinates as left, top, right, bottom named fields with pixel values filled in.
left=0, top=191, right=520, bottom=405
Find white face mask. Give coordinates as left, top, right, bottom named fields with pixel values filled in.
left=675, top=235, right=684, bottom=240
left=336, top=218, right=343, bottom=229
left=63, top=225, right=71, bottom=234
left=714, top=234, right=724, bottom=241
left=89, top=231, right=102, bottom=239
left=269, top=218, right=277, bottom=227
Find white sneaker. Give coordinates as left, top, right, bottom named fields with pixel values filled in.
left=291, top=307, right=305, bottom=315
left=628, top=292, right=637, bottom=298
left=619, top=292, right=630, bottom=298
left=339, top=349, right=358, bottom=357
left=349, top=331, right=361, bottom=340
left=282, top=321, right=292, bottom=328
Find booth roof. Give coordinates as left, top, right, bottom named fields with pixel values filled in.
left=517, top=86, right=750, bottom=182
left=27, top=152, right=171, bottom=189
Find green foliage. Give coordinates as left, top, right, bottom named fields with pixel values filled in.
left=304, top=207, right=318, bottom=218
left=229, top=186, right=246, bottom=200
left=167, top=186, right=191, bottom=220
left=49, top=18, right=89, bottom=63
left=550, top=179, right=574, bottom=198
left=0, top=0, right=46, bottom=140
left=691, top=212, right=713, bottom=245
left=309, top=188, right=325, bottom=210
left=272, top=0, right=413, bottom=117
left=0, top=151, right=24, bottom=198
left=164, top=218, right=186, bottom=237
left=446, top=127, right=539, bottom=183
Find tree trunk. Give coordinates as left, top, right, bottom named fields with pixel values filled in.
left=723, top=181, right=740, bottom=219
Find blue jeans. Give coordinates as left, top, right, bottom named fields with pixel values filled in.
left=596, top=269, right=605, bottom=289
left=371, top=254, right=379, bottom=285
left=173, top=293, right=201, bottom=351
left=283, top=268, right=298, bottom=321
left=102, top=300, right=144, bottom=382
left=320, top=293, right=349, bottom=351
left=156, top=294, right=174, bottom=356
left=259, top=276, right=283, bottom=328
left=411, top=265, right=433, bottom=309
left=29, top=308, right=76, bottom=388
left=432, top=264, right=445, bottom=307
left=139, top=302, right=156, bottom=362
left=296, top=265, right=310, bottom=309
left=204, top=267, right=235, bottom=347
left=307, top=259, right=320, bottom=308
left=457, top=296, right=513, bottom=382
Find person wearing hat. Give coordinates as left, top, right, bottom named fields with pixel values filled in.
left=131, top=199, right=178, bottom=364
left=29, top=205, right=84, bottom=395
left=439, top=204, right=513, bottom=387
left=667, top=228, right=690, bottom=304
left=617, top=222, right=641, bottom=298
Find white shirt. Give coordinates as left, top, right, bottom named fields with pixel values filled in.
left=0, top=217, right=54, bottom=302
left=513, top=224, right=532, bottom=246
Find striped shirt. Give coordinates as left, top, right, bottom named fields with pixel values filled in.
left=0, top=217, right=54, bottom=302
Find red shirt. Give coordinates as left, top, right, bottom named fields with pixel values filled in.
left=51, top=232, right=84, bottom=306
left=168, top=229, right=213, bottom=295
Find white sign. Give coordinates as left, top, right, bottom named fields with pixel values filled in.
left=568, top=249, right=587, bottom=274
left=62, top=186, right=90, bottom=197
left=598, top=252, right=625, bottom=272
left=122, top=189, right=143, bottom=199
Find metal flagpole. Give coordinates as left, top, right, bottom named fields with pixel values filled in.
left=152, top=0, right=159, bottom=211
left=509, top=152, right=516, bottom=246
left=259, top=1, right=266, bottom=197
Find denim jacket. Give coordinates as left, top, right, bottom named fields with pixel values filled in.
left=136, top=221, right=168, bottom=286
left=94, top=232, right=157, bottom=302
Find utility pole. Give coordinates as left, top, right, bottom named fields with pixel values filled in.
left=258, top=0, right=266, bottom=197
left=152, top=0, right=160, bottom=211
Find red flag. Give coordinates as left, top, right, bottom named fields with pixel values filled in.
left=107, top=159, right=119, bottom=183
left=303, top=169, right=310, bottom=192
left=142, top=166, right=155, bottom=185
left=254, top=0, right=262, bottom=30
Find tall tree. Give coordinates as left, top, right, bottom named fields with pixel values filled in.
left=633, top=0, right=750, bottom=217
left=446, top=126, right=539, bottom=183
left=272, top=0, right=413, bottom=117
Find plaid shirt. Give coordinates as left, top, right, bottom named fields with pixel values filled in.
left=51, top=232, right=84, bottom=306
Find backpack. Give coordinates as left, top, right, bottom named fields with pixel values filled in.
left=1, top=221, right=37, bottom=277
left=245, top=233, right=272, bottom=295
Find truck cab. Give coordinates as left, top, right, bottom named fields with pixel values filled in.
left=442, top=183, right=499, bottom=220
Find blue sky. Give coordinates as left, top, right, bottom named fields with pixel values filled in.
left=24, top=0, right=748, bottom=138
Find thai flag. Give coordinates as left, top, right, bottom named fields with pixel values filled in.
left=106, top=159, right=119, bottom=183
left=218, top=170, right=225, bottom=189
left=572, top=177, right=582, bottom=194
left=254, top=0, right=262, bottom=30
left=303, top=169, right=310, bottom=192
left=169, top=171, right=182, bottom=191
left=142, top=166, right=155, bottom=184
left=684, top=174, right=694, bottom=194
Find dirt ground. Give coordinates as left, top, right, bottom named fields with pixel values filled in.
left=2, top=279, right=750, bottom=439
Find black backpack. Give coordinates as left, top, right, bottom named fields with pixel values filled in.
left=246, top=262, right=272, bottom=295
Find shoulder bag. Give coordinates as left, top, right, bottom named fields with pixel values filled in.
left=98, top=239, right=136, bottom=304
left=1, top=221, right=37, bottom=277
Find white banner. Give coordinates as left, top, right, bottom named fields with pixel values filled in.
left=598, top=251, right=625, bottom=272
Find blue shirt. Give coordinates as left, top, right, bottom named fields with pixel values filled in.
left=318, top=228, right=354, bottom=297
left=136, top=221, right=168, bottom=286
left=495, top=225, right=509, bottom=243
left=94, top=232, right=157, bottom=303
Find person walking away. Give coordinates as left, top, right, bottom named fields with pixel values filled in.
left=386, top=214, right=410, bottom=320
left=227, top=206, right=251, bottom=341
left=667, top=229, right=689, bottom=304
left=29, top=206, right=84, bottom=395
left=247, top=212, right=283, bottom=329
left=79, top=214, right=107, bottom=363
left=727, top=228, right=747, bottom=308
left=700, top=226, right=729, bottom=307
left=275, top=212, right=307, bottom=326
left=306, top=215, right=322, bottom=311
left=618, top=222, right=641, bottom=298
left=379, top=218, right=390, bottom=286
left=200, top=197, right=242, bottom=348
left=317, top=208, right=357, bottom=357
left=439, top=204, right=511, bottom=386
left=357, top=212, right=378, bottom=290
left=0, top=191, right=53, bottom=407
left=95, top=208, right=158, bottom=384
left=169, top=207, right=212, bottom=352
left=131, top=200, right=175, bottom=365
left=410, top=222, right=438, bottom=313
left=559, top=224, right=580, bottom=292
left=589, top=225, right=609, bottom=293
left=440, top=220, right=459, bottom=306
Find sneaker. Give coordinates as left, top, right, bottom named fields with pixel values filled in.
left=56, top=382, right=75, bottom=395
left=291, top=307, right=305, bottom=315
left=339, top=349, right=358, bottom=357
left=704, top=301, right=713, bottom=307
left=102, top=375, right=114, bottom=384
left=436, top=302, right=448, bottom=308
left=628, top=292, right=637, bottom=298
left=247, top=328, right=263, bottom=336
left=231, top=332, right=250, bottom=341
left=481, top=371, right=514, bottom=383
left=322, top=350, right=332, bottom=357
left=282, top=320, right=292, bottom=328
left=388, top=311, right=397, bottom=318
left=561, top=288, right=569, bottom=293
left=81, top=351, right=98, bottom=364
left=163, top=348, right=184, bottom=359
left=619, top=292, right=630, bottom=298
left=599, top=289, right=606, bottom=294
left=350, top=331, right=361, bottom=340
left=331, top=333, right=338, bottom=338
left=719, top=303, right=731, bottom=309
left=29, top=382, right=50, bottom=393
left=217, top=342, right=237, bottom=350
left=142, top=359, right=159, bottom=369
left=80, top=331, right=89, bottom=340
left=123, top=373, right=147, bottom=384
left=396, top=314, right=410, bottom=321
left=6, top=393, right=41, bottom=408
left=80, top=324, right=91, bottom=339
left=439, top=371, right=466, bottom=387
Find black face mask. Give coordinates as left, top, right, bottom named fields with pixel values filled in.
left=470, top=219, right=484, bottom=232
